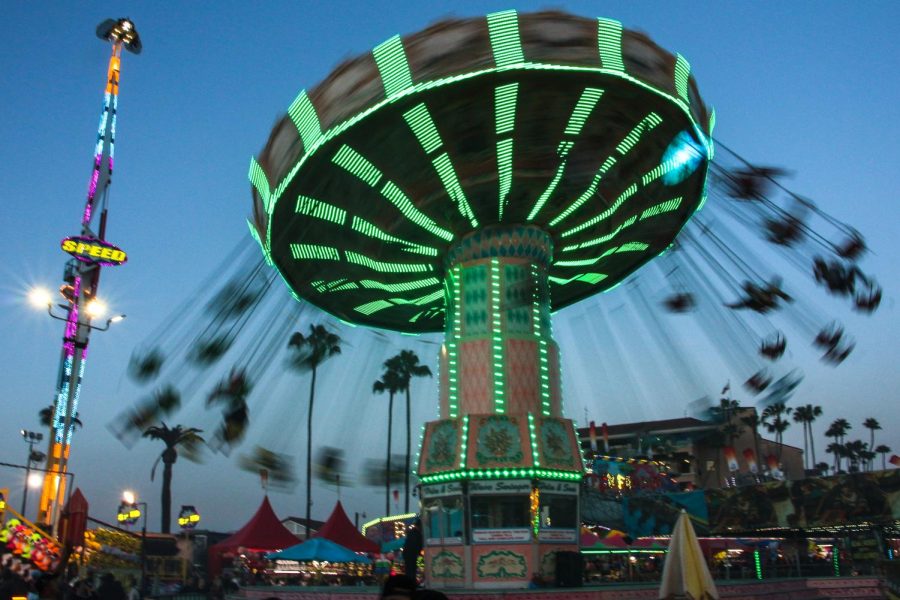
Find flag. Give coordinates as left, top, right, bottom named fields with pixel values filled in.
left=890, top=455, right=900, bottom=467
left=743, top=448, right=758, bottom=474
left=723, top=447, right=739, bottom=472
left=601, top=422, right=609, bottom=453
left=721, top=382, right=730, bottom=395
left=589, top=421, right=598, bottom=453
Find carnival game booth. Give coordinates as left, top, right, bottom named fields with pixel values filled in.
left=267, top=537, right=372, bottom=585
left=208, top=496, right=298, bottom=576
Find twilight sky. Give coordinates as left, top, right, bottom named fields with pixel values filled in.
left=1, top=1, right=898, bottom=533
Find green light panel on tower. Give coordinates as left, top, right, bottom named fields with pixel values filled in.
left=532, top=265, right=551, bottom=416
left=332, top=145, right=383, bottom=187
left=616, top=113, right=663, bottom=156
left=290, top=244, right=340, bottom=261
left=674, top=54, right=691, bottom=104
left=528, top=413, right=540, bottom=466
left=549, top=156, right=617, bottom=227
left=487, top=10, right=524, bottom=67
left=403, top=104, right=443, bottom=155
left=350, top=216, right=438, bottom=256
left=490, top=259, right=505, bottom=413
left=640, top=197, right=682, bottom=220
left=373, top=35, right=414, bottom=98
left=561, top=183, right=638, bottom=238
left=447, top=266, right=461, bottom=418
left=597, top=18, right=625, bottom=72
left=345, top=251, right=431, bottom=273
left=248, top=157, right=270, bottom=210
left=287, top=90, right=323, bottom=151
left=564, top=88, right=604, bottom=136
left=459, top=415, right=469, bottom=468
left=433, top=153, right=479, bottom=228
left=380, top=181, right=454, bottom=242
left=295, top=195, right=347, bottom=225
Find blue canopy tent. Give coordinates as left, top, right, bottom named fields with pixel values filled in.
left=267, top=537, right=372, bottom=564
left=381, top=537, right=405, bottom=553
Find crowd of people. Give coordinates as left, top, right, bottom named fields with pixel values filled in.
left=0, top=558, right=141, bottom=600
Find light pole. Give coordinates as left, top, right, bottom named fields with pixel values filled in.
left=20, top=430, right=44, bottom=516
left=123, top=491, right=148, bottom=599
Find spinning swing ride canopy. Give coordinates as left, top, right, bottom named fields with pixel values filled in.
left=249, top=10, right=714, bottom=333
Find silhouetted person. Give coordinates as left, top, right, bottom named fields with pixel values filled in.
left=402, top=519, right=423, bottom=579
left=96, top=574, right=126, bottom=600
left=380, top=574, right=416, bottom=600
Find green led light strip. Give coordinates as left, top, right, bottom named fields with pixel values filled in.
left=354, top=299, right=395, bottom=315
left=616, top=241, right=649, bottom=252
left=497, top=138, right=514, bottom=221
left=616, top=113, right=663, bottom=156
left=548, top=272, right=607, bottom=286
left=487, top=10, right=524, bottom=67
left=373, top=35, right=414, bottom=98
left=561, top=214, right=637, bottom=252
left=433, top=153, right=479, bottom=228
left=459, top=415, right=469, bottom=468
left=290, top=243, right=340, bottom=261
left=287, top=90, right=323, bottom=151
left=548, top=156, right=617, bottom=227
left=362, top=511, right=419, bottom=535
left=350, top=216, right=438, bottom=256
left=420, top=467, right=582, bottom=484
left=674, top=54, right=691, bottom=104
left=333, top=145, right=383, bottom=187
left=249, top=157, right=270, bottom=210
left=495, top=82, right=518, bottom=220
left=561, top=183, right=638, bottom=238
left=533, top=265, right=552, bottom=416
left=597, top=18, right=625, bottom=72
left=528, top=413, right=540, bottom=466
left=707, top=109, right=716, bottom=159
left=403, top=104, right=443, bottom=155
left=447, top=266, right=461, bottom=418
left=380, top=181, right=454, bottom=242
left=296, top=195, right=347, bottom=225
left=414, top=422, right=427, bottom=474
left=356, top=277, right=441, bottom=293
left=345, top=250, right=432, bottom=273
left=640, top=197, right=682, bottom=220
left=490, top=259, right=505, bottom=413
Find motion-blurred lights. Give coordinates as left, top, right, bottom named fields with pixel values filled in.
left=28, top=287, right=52, bottom=309
left=27, top=473, right=43, bottom=488
left=662, top=130, right=705, bottom=186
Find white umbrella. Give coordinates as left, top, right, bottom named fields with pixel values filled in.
left=659, top=510, right=718, bottom=600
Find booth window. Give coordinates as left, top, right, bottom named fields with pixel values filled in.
left=470, top=496, right=530, bottom=529
left=423, top=497, right=464, bottom=539
left=540, top=494, right=577, bottom=528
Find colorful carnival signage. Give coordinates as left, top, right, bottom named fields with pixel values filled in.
left=61, top=236, right=128, bottom=266
left=0, top=519, right=61, bottom=571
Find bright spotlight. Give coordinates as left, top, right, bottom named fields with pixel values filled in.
left=122, top=490, right=136, bottom=504
left=28, top=288, right=52, bottom=309
left=27, top=473, right=43, bottom=488
left=86, top=300, right=107, bottom=319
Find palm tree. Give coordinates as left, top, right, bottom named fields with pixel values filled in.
left=814, top=461, right=830, bottom=476
left=825, top=442, right=843, bottom=473
left=875, top=444, right=892, bottom=470
left=863, top=418, right=881, bottom=469
left=142, top=423, right=204, bottom=533
left=830, top=418, right=851, bottom=444
left=287, top=324, right=342, bottom=531
left=761, top=403, right=792, bottom=460
left=792, top=405, right=823, bottom=470
left=740, top=411, right=764, bottom=475
left=386, top=350, right=432, bottom=513
left=373, top=368, right=403, bottom=517
left=844, top=440, right=868, bottom=473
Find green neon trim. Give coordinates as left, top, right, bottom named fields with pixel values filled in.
left=287, top=90, right=323, bottom=150
left=487, top=10, right=524, bottom=67
left=373, top=35, right=414, bottom=98
left=497, top=138, right=514, bottom=221
left=290, top=243, right=340, bottom=261
left=564, top=88, right=604, bottom=136
left=616, top=241, right=649, bottom=252
left=554, top=257, right=602, bottom=268
left=755, top=550, right=763, bottom=579
left=527, top=161, right=566, bottom=221
left=549, top=272, right=607, bottom=286
left=354, top=299, right=395, bottom=315
left=533, top=265, right=552, bottom=416
left=495, top=83, right=518, bottom=134
left=351, top=216, right=438, bottom=255
left=357, top=277, right=440, bottom=293
left=528, top=413, right=540, bottom=466
left=246, top=219, right=272, bottom=266
left=433, top=153, right=479, bottom=227
left=296, top=195, right=347, bottom=225
left=447, top=265, right=461, bottom=418
left=597, top=18, right=625, bottom=72
left=380, top=181, right=454, bottom=242
left=561, top=183, right=638, bottom=238
left=345, top=251, right=432, bottom=273
left=248, top=157, right=271, bottom=211
left=549, top=156, right=617, bottom=227
left=412, top=289, right=443, bottom=305
left=415, top=423, right=427, bottom=474
left=616, top=113, right=663, bottom=156
left=332, top=145, right=382, bottom=187
left=674, top=54, right=691, bottom=104
left=707, top=109, right=716, bottom=159
left=459, top=415, right=469, bottom=468
left=419, top=467, right=581, bottom=484
left=640, top=197, right=682, bottom=220
left=490, top=258, right=504, bottom=413
left=403, top=104, right=443, bottom=155
left=361, top=511, right=419, bottom=535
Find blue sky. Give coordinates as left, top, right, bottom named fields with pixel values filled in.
left=1, top=1, right=898, bottom=532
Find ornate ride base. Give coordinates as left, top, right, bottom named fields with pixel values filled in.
left=417, top=226, right=584, bottom=588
